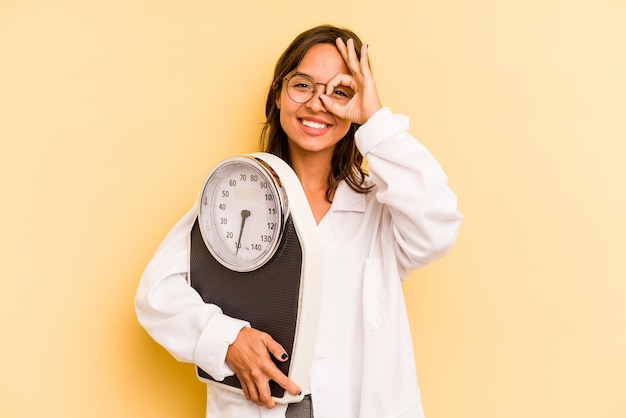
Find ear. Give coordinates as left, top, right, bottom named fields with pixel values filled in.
left=275, top=91, right=281, bottom=110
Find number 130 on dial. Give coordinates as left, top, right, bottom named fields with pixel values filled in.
left=198, top=156, right=288, bottom=272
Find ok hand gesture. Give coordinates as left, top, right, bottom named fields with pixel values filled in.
left=320, top=38, right=382, bottom=125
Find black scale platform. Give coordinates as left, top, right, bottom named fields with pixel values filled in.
left=189, top=215, right=303, bottom=398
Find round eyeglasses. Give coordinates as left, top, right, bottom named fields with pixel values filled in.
left=283, top=74, right=354, bottom=104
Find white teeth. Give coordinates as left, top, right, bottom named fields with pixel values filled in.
left=301, top=119, right=329, bottom=129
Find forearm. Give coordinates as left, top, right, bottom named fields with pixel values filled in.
left=134, top=206, right=249, bottom=380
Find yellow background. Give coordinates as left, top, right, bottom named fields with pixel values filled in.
left=1, top=0, right=625, bottom=417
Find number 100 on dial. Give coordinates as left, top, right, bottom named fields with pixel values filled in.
left=198, top=156, right=288, bottom=272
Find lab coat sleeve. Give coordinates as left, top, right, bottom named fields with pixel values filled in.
left=355, top=107, right=463, bottom=277
left=134, top=205, right=250, bottom=381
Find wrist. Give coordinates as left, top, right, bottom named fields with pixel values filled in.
left=362, top=103, right=382, bottom=124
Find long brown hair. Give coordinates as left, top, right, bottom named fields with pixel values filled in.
left=260, top=25, right=372, bottom=202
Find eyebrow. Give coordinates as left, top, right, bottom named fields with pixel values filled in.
left=292, top=71, right=327, bottom=85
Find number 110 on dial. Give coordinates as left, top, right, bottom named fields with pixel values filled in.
left=198, top=156, right=287, bottom=272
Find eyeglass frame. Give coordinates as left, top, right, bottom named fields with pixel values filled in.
left=282, top=73, right=353, bottom=104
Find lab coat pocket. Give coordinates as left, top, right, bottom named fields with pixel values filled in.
left=362, top=258, right=389, bottom=332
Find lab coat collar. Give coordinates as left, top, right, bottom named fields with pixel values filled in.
left=318, top=180, right=368, bottom=247
left=330, top=181, right=367, bottom=213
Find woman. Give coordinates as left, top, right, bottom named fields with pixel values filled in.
left=135, top=24, right=462, bottom=418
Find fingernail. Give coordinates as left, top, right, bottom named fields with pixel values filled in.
left=281, top=352, right=288, bottom=360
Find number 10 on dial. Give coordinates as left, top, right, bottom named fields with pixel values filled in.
left=198, top=155, right=288, bottom=272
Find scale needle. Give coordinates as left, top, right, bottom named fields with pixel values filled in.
left=236, top=209, right=251, bottom=255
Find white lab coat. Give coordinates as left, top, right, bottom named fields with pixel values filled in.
left=135, top=107, right=462, bottom=417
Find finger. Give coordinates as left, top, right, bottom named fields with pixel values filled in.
left=335, top=36, right=350, bottom=63
left=344, top=38, right=362, bottom=75
left=258, top=335, right=301, bottom=400
left=336, top=37, right=361, bottom=75
left=262, top=333, right=290, bottom=362
left=324, top=73, right=355, bottom=96
left=254, top=379, right=276, bottom=408
left=241, top=378, right=261, bottom=405
left=359, top=43, right=372, bottom=76
left=240, top=380, right=251, bottom=401
left=267, top=367, right=301, bottom=397
left=319, top=94, right=347, bottom=120
left=242, top=365, right=276, bottom=408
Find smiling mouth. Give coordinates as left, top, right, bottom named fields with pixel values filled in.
left=300, top=119, right=330, bottom=129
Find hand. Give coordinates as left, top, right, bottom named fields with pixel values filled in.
left=320, top=37, right=382, bottom=125
left=225, top=327, right=301, bottom=408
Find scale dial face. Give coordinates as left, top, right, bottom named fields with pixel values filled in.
left=198, top=156, right=288, bottom=272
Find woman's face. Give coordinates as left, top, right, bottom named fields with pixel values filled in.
left=276, top=43, right=352, bottom=159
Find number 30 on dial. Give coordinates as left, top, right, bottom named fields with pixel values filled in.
left=198, top=155, right=288, bottom=272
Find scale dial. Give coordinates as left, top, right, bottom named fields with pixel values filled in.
left=198, top=155, right=288, bottom=272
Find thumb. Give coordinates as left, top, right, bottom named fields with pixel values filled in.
left=262, top=334, right=290, bottom=362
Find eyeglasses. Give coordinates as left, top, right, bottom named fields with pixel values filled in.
left=283, top=73, right=354, bottom=104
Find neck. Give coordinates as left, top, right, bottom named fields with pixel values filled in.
left=289, top=149, right=331, bottom=189
left=288, top=149, right=333, bottom=223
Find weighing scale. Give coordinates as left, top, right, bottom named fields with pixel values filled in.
left=188, top=152, right=323, bottom=404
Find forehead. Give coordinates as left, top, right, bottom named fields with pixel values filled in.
left=296, top=43, right=350, bottom=80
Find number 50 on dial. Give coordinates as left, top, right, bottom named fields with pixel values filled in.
left=198, top=155, right=288, bottom=272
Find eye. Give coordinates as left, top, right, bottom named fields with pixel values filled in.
left=332, top=87, right=353, bottom=100
left=289, top=77, right=314, bottom=91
